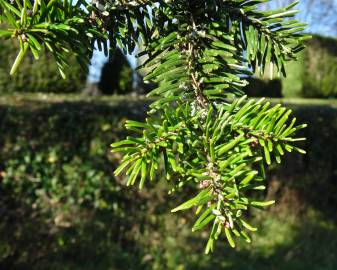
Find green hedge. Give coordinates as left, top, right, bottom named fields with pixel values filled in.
left=0, top=95, right=337, bottom=270
left=302, top=36, right=337, bottom=98
left=283, top=35, right=337, bottom=98
left=245, top=35, right=337, bottom=98
left=0, top=39, right=87, bottom=93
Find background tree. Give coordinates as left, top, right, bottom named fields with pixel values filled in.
left=0, top=0, right=309, bottom=252
left=98, top=48, right=133, bottom=95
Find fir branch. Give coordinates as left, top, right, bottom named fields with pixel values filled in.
left=0, top=0, right=309, bottom=252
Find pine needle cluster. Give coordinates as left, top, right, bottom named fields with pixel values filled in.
left=0, top=0, right=309, bottom=252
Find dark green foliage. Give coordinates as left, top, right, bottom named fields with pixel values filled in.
left=244, top=78, right=282, bottom=97
left=0, top=0, right=309, bottom=251
left=277, top=102, right=337, bottom=220
left=0, top=95, right=336, bottom=269
left=0, top=38, right=87, bottom=93
left=98, top=49, right=133, bottom=95
left=300, top=36, right=337, bottom=98
left=0, top=96, right=147, bottom=219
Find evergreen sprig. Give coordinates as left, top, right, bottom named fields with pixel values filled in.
left=112, top=96, right=306, bottom=251
left=0, top=0, right=309, bottom=252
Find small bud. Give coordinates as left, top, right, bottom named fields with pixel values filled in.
left=199, top=180, right=211, bottom=189
left=21, top=34, right=28, bottom=43
left=26, top=9, right=33, bottom=17
left=215, top=188, right=222, bottom=194
left=14, top=29, right=23, bottom=37
left=250, top=137, right=259, bottom=148
left=212, top=209, right=221, bottom=216
left=90, top=11, right=97, bottom=21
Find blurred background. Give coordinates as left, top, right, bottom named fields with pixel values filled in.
left=0, top=1, right=337, bottom=269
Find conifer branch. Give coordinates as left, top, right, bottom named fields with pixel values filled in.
left=0, top=0, right=309, bottom=252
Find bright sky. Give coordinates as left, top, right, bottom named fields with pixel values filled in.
left=88, top=0, right=337, bottom=83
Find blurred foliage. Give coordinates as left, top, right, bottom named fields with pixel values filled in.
left=0, top=38, right=87, bottom=93
left=282, top=35, right=337, bottom=98
left=300, top=35, right=337, bottom=98
left=0, top=95, right=336, bottom=269
left=245, top=35, right=337, bottom=99
left=98, top=49, right=133, bottom=95
left=244, top=78, right=282, bottom=98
